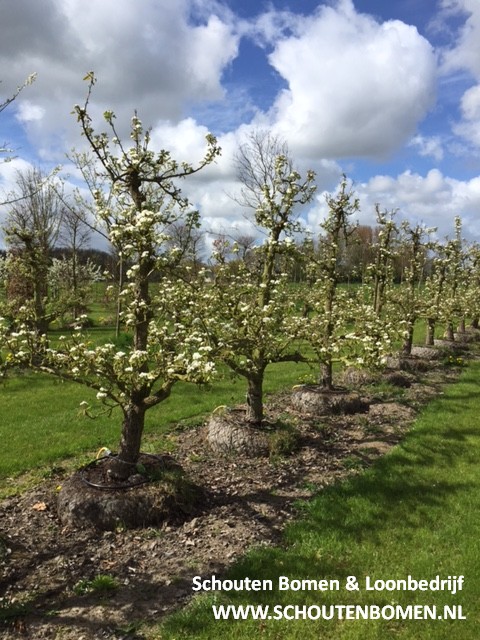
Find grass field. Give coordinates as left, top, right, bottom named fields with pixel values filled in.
left=0, top=358, right=312, bottom=489
left=0, top=313, right=445, bottom=491
left=1, top=289, right=478, bottom=638
left=156, top=361, right=480, bottom=639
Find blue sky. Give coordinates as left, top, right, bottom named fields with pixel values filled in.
left=1, top=0, right=480, bottom=246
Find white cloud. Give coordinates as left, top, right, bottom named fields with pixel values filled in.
left=441, top=0, right=480, bottom=77
left=249, top=8, right=304, bottom=47
left=0, top=157, right=35, bottom=188
left=305, top=169, right=480, bottom=245
left=440, top=0, right=480, bottom=148
left=1, top=0, right=479, bottom=253
left=15, top=101, right=45, bottom=123
left=259, top=0, right=437, bottom=159
left=0, top=0, right=240, bottom=159
left=150, top=118, right=217, bottom=169
left=460, top=84, right=480, bottom=120
left=409, top=135, right=444, bottom=161
left=359, top=170, right=480, bottom=239
left=452, top=83, right=480, bottom=146
left=1, top=0, right=438, bottom=164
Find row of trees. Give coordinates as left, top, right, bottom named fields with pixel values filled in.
left=1, top=75, right=478, bottom=480
left=0, top=167, right=104, bottom=330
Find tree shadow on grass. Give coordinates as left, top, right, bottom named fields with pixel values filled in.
left=171, top=402, right=480, bottom=612
left=3, top=366, right=480, bottom=638
left=290, top=415, right=480, bottom=540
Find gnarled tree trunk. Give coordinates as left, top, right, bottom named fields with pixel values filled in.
left=402, top=324, right=414, bottom=356
left=246, top=374, right=264, bottom=424
left=320, top=361, right=333, bottom=390
left=109, top=402, right=146, bottom=479
left=445, top=322, right=455, bottom=341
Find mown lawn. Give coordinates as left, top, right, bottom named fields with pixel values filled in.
left=0, top=358, right=311, bottom=489
left=0, top=315, right=448, bottom=491
left=156, top=361, right=480, bottom=640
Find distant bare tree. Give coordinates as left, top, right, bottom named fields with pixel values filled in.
left=60, top=206, right=91, bottom=254
left=234, top=129, right=291, bottom=214
left=2, top=167, right=64, bottom=332
left=165, top=219, right=205, bottom=272
left=231, top=232, right=256, bottom=261
left=58, top=206, right=92, bottom=318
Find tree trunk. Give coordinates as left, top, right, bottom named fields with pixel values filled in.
left=321, top=288, right=335, bottom=390
left=471, top=317, right=479, bottom=330
left=425, top=319, right=435, bottom=346
left=33, top=275, right=49, bottom=335
left=373, top=277, right=384, bottom=316
left=71, top=248, right=79, bottom=320
left=115, top=254, right=124, bottom=339
left=458, top=317, right=466, bottom=333
left=402, top=325, right=414, bottom=356
left=320, top=361, right=333, bottom=390
left=109, top=402, right=146, bottom=479
left=246, top=375, right=264, bottom=424
left=111, top=179, right=152, bottom=478
left=445, top=322, right=455, bottom=341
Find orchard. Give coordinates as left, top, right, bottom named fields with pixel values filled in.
left=1, top=75, right=479, bottom=490
left=1, top=74, right=480, bottom=639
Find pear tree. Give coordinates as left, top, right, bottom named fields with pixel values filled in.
left=438, top=217, right=467, bottom=340
left=465, top=242, right=480, bottom=331
left=207, top=136, right=316, bottom=424
left=422, top=240, right=448, bottom=346
left=0, top=74, right=220, bottom=479
left=421, top=220, right=464, bottom=347
left=392, top=221, right=435, bottom=355
left=301, top=177, right=359, bottom=388
left=367, top=206, right=398, bottom=317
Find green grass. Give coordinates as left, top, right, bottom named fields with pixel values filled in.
left=0, top=312, right=455, bottom=490
left=0, top=358, right=311, bottom=488
left=157, top=361, right=480, bottom=640
left=72, top=574, right=120, bottom=596
left=0, top=373, right=115, bottom=476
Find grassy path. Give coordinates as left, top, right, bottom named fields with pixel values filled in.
left=158, top=362, right=480, bottom=639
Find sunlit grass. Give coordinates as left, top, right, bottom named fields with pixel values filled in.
left=158, top=361, right=480, bottom=640
left=0, top=356, right=311, bottom=487
left=0, top=307, right=455, bottom=488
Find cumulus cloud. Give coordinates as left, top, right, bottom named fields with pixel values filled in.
left=440, top=0, right=480, bottom=148
left=453, top=83, right=480, bottom=146
left=0, top=157, right=35, bottom=189
left=0, top=0, right=240, bottom=159
left=2, top=0, right=438, bottom=164
left=258, top=0, right=437, bottom=159
left=15, top=101, right=45, bottom=123
left=409, top=135, right=444, bottom=161
left=304, top=168, right=480, bottom=247
left=441, top=0, right=480, bottom=77
left=1, top=0, right=479, bottom=252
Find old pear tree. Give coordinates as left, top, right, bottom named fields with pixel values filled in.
left=0, top=74, right=220, bottom=479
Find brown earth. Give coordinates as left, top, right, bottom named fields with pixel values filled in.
left=0, top=361, right=465, bottom=640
